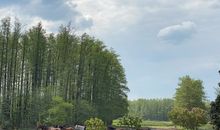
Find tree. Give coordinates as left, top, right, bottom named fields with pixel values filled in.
left=1, top=17, right=12, bottom=130
left=210, top=71, right=220, bottom=130
left=210, top=95, right=220, bottom=130
left=169, top=75, right=207, bottom=130
left=175, top=75, right=206, bottom=110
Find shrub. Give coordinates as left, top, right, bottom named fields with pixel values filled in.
left=43, top=96, right=73, bottom=125
left=169, top=107, right=207, bottom=130
left=84, top=117, right=105, bottom=130
left=118, top=115, right=142, bottom=130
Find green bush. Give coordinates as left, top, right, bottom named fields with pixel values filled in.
left=84, top=117, right=105, bottom=130
left=118, top=115, right=142, bottom=130
left=169, top=107, right=207, bottom=130
left=43, top=96, right=73, bottom=125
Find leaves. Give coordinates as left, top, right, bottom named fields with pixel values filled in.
left=210, top=95, right=220, bottom=129
left=169, top=107, right=207, bottom=129
left=84, top=117, right=105, bottom=130
left=175, top=75, right=206, bottom=110
left=118, top=115, right=142, bottom=130
left=169, top=75, right=207, bottom=130
left=0, top=17, right=129, bottom=128
left=46, top=96, right=73, bottom=125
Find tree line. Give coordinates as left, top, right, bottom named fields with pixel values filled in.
left=0, top=17, right=129, bottom=129
left=128, top=98, right=173, bottom=121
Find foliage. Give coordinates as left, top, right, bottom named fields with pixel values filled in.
left=43, top=96, right=73, bottom=125
left=210, top=95, right=220, bottom=129
left=0, top=17, right=129, bottom=129
left=128, top=98, right=173, bottom=121
left=169, top=107, right=207, bottom=129
left=210, top=71, right=220, bottom=130
left=118, top=115, right=142, bottom=130
left=75, top=100, right=97, bottom=123
left=175, top=75, right=206, bottom=110
left=84, top=117, right=105, bottom=130
left=169, top=76, right=207, bottom=130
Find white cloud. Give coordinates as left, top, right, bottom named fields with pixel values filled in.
left=182, top=0, right=220, bottom=10
left=0, top=6, right=63, bottom=33
left=69, top=0, right=142, bottom=35
left=157, top=21, right=196, bottom=43
left=0, top=0, right=94, bottom=33
left=67, top=0, right=220, bottom=38
left=67, top=0, right=201, bottom=38
left=0, top=6, right=18, bottom=19
left=27, top=17, right=63, bottom=33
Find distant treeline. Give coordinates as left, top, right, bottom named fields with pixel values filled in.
left=128, top=99, right=174, bottom=121
left=0, top=17, right=128, bottom=129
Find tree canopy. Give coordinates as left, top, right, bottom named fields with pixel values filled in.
left=174, top=75, right=206, bottom=110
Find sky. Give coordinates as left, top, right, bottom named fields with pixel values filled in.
left=1, top=0, right=220, bottom=101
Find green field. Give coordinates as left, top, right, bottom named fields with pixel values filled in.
left=113, top=120, right=175, bottom=129
left=141, top=120, right=173, bottom=127
left=113, top=120, right=214, bottom=130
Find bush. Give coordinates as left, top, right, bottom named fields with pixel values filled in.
left=43, top=96, right=73, bottom=125
left=169, top=107, right=207, bottom=130
left=118, top=115, right=142, bottom=130
left=84, top=117, right=105, bottom=130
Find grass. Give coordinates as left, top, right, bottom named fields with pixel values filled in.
left=141, top=120, right=173, bottom=127
left=198, top=123, right=213, bottom=130
left=113, top=119, right=175, bottom=128
left=113, top=120, right=214, bottom=130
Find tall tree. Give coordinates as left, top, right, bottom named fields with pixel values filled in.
left=174, top=75, right=206, bottom=110
left=169, top=75, right=207, bottom=130
left=1, top=17, right=12, bottom=129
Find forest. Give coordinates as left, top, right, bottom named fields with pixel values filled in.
left=0, top=17, right=129, bottom=129
left=128, top=99, right=173, bottom=121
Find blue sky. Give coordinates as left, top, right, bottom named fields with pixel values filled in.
left=1, top=0, right=220, bottom=101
